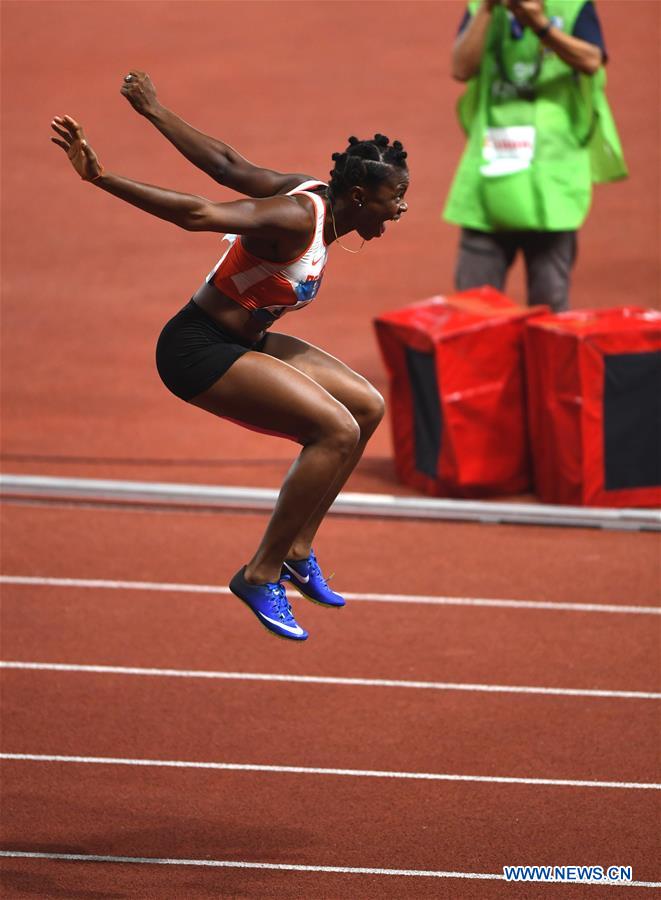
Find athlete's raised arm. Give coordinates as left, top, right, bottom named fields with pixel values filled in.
left=120, top=71, right=311, bottom=198
left=51, top=115, right=313, bottom=244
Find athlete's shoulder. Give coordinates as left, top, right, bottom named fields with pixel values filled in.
left=250, top=191, right=317, bottom=237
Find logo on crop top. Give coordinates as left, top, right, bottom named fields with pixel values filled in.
left=294, top=274, right=324, bottom=303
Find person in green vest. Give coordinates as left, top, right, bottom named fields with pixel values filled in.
left=444, top=0, right=627, bottom=311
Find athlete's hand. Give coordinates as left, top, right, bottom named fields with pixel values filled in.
left=120, top=70, right=160, bottom=116
left=50, top=115, right=104, bottom=182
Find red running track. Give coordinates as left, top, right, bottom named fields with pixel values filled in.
left=1, top=501, right=660, bottom=897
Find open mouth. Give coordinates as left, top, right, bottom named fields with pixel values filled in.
left=378, top=215, right=401, bottom=236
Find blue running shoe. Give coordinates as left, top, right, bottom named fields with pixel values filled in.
left=230, top=566, right=308, bottom=641
left=281, top=549, right=345, bottom=608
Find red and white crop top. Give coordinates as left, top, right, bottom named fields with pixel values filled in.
left=206, top=180, right=328, bottom=325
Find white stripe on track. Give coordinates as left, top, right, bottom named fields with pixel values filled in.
left=1, top=574, right=658, bottom=616
left=0, top=851, right=659, bottom=887
left=1, top=752, right=659, bottom=791
left=2, top=660, right=659, bottom=700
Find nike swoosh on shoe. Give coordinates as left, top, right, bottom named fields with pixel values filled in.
left=257, top=610, right=306, bottom=636
left=283, top=561, right=310, bottom=583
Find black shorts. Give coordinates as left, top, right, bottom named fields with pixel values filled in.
left=156, top=300, right=267, bottom=401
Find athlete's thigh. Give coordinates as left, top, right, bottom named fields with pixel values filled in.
left=188, top=349, right=351, bottom=443
left=262, top=332, right=379, bottom=414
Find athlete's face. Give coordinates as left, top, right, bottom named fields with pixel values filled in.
left=355, top=169, right=409, bottom=240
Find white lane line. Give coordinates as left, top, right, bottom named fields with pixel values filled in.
left=2, top=661, right=659, bottom=700
left=1, top=574, right=659, bottom=616
left=2, top=752, right=659, bottom=791
left=0, top=852, right=659, bottom=887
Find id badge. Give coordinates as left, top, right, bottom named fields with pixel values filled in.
left=481, top=125, right=536, bottom=176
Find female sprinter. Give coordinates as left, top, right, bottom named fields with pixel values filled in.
left=50, top=78, right=408, bottom=642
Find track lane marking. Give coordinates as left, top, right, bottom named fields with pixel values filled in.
left=0, top=850, right=658, bottom=886
left=2, top=660, right=659, bottom=699
left=0, top=849, right=501, bottom=879
left=1, top=574, right=658, bottom=616
left=2, top=752, right=660, bottom=790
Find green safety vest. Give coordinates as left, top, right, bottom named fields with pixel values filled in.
left=443, top=0, right=627, bottom=232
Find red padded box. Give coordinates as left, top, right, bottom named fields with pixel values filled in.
left=524, top=307, right=661, bottom=507
left=374, top=287, right=546, bottom=497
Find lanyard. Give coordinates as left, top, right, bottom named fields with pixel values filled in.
left=493, top=11, right=543, bottom=101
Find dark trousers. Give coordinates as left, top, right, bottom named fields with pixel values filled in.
left=455, top=228, right=577, bottom=313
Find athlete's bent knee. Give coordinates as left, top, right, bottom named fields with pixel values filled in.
left=352, top=387, right=386, bottom=436
left=364, top=388, right=386, bottom=429
left=320, top=411, right=361, bottom=457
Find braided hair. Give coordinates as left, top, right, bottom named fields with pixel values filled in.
left=328, top=134, right=408, bottom=199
